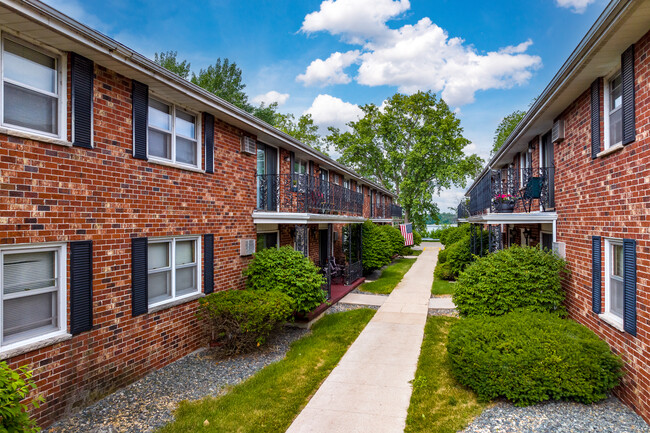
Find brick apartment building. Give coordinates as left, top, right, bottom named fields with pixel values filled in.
left=0, top=0, right=400, bottom=427
left=462, top=0, right=650, bottom=422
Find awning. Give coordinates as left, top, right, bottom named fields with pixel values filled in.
left=253, top=211, right=366, bottom=225
left=467, top=212, right=558, bottom=225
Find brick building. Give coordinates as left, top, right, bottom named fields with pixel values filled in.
left=463, top=0, right=650, bottom=422
left=0, top=0, right=400, bottom=427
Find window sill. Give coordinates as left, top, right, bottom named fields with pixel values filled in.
left=596, top=143, right=624, bottom=158
left=147, top=157, right=205, bottom=174
left=598, top=312, right=625, bottom=332
left=0, top=126, right=72, bottom=148
left=148, top=292, right=205, bottom=314
left=0, top=332, right=72, bottom=360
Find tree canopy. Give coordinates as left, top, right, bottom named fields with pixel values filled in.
left=154, top=51, right=191, bottom=80
left=492, top=110, right=526, bottom=156
left=326, top=91, right=483, bottom=230
left=275, top=113, right=326, bottom=153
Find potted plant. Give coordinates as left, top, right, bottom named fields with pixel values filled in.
left=494, top=193, right=515, bottom=213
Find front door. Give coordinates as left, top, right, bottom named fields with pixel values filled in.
left=542, top=132, right=554, bottom=208
left=319, top=229, right=329, bottom=267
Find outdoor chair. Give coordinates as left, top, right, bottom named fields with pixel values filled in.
left=329, top=256, right=345, bottom=284
left=518, top=176, right=543, bottom=213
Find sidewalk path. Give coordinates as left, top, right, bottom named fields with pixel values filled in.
left=286, top=243, right=439, bottom=433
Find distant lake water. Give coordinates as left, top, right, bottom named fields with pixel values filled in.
left=426, top=224, right=457, bottom=233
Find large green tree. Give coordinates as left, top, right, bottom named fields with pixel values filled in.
left=326, top=91, right=483, bottom=230
left=191, top=58, right=251, bottom=111
left=154, top=51, right=191, bottom=79
left=492, top=109, right=526, bottom=156
left=275, top=113, right=325, bottom=153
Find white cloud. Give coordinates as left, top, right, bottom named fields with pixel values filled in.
left=555, top=0, right=595, bottom=13
left=297, top=50, right=360, bottom=86
left=300, top=0, right=542, bottom=106
left=252, top=90, right=290, bottom=106
left=304, top=94, right=363, bottom=130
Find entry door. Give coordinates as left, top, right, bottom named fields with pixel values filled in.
left=319, top=229, right=329, bottom=267
left=542, top=132, right=554, bottom=208
left=256, top=143, right=277, bottom=210
left=541, top=233, right=553, bottom=251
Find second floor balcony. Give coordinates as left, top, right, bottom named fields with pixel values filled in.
left=257, top=174, right=364, bottom=216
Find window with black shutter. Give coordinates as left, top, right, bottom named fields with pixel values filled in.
left=592, top=236, right=601, bottom=314
left=71, top=53, right=94, bottom=149
left=204, top=234, right=214, bottom=294
left=590, top=78, right=601, bottom=159
left=623, top=239, right=636, bottom=336
left=132, top=80, right=148, bottom=160
left=204, top=113, right=214, bottom=174
left=131, top=237, right=148, bottom=316
left=70, top=240, right=93, bottom=334
left=621, top=45, right=635, bottom=145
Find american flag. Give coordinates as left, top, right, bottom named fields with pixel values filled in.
left=400, top=223, right=414, bottom=246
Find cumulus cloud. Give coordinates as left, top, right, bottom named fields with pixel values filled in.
left=299, top=0, right=542, bottom=106
left=555, top=0, right=595, bottom=13
left=297, top=50, right=360, bottom=86
left=304, top=94, right=363, bottom=130
left=252, top=90, right=290, bottom=106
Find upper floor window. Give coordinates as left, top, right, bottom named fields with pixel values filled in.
left=148, top=237, right=201, bottom=307
left=604, top=71, right=622, bottom=149
left=148, top=98, right=200, bottom=168
left=343, top=179, right=350, bottom=189
left=1, top=37, right=62, bottom=137
left=1, top=243, right=66, bottom=351
left=293, top=158, right=307, bottom=176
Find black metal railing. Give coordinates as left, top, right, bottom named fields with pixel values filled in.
left=457, top=201, right=470, bottom=220
left=390, top=204, right=403, bottom=218
left=469, top=167, right=555, bottom=215
left=257, top=174, right=364, bottom=215
left=372, top=203, right=390, bottom=219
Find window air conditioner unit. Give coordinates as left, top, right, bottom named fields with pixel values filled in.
left=240, top=239, right=256, bottom=256
left=552, top=119, right=565, bottom=143
left=241, top=136, right=256, bottom=155
left=552, top=242, right=565, bottom=259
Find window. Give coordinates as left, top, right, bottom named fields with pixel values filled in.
left=604, top=239, right=624, bottom=324
left=1, top=37, right=62, bottom=137
left=1, top=244, right=66, bottom=351
left=293, top=158, right=307, bottom=176
left=604, top=71, right=622, bottom=149
left=148, top=98, right=200, bottom=168
left=147, top=237, right=200, bottom=307
left=343, top=179, right=350, bottom=189
left=256, top=232, right=279, bottom=251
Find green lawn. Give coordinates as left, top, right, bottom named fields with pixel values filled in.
left=360, top=258, right=417, bottom=295
left=431, top=277, right=456, bottom=295
left=408, top=249, right=423, bottom=256
left=157, top=309, right=374, bottom=433
left=405, top=316, right=487, bottom=433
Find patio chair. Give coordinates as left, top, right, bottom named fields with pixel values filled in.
left=329, top=256, right=345, bottom=284
left=518, top=176, right=543, bottom=213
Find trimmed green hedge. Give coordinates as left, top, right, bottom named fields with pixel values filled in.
left=453, top=246, right=567, bottom=317
left=439, top=225, right=469, bottom=246
left=447, top=311, right=623, bottom=406
left=244, top=246, right=326, bottom=315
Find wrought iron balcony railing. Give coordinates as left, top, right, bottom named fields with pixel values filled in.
left=469, top=167, right=555, bottom=216
left=457, top=201, right=470, bottom=220
left=257, top=174, right=364, bottom=215
left=390, top=204, right=403, bottom=218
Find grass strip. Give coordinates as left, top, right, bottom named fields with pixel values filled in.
left=431, top=277, right=456, bottom=295
left=158, top=309, right=375, bottom=433
left=405, top=316, right=487, bottom=433
left=360, top=258, right=417, bottom=295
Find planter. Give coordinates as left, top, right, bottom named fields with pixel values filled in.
left=496, top=202, right=515, bottom=213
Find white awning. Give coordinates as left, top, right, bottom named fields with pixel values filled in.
left=253, top=211, right=366, bottom=225
left=467, top=212, right=558, bottom=225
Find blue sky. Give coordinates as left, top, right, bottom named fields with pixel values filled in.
left=46, top=0, right=607, bottom=212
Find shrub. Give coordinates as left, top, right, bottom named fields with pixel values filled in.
left=453, top=246, right=567, bottom=318
left=244, top=246, right=326, bottom=315
left=413, top=230, right=422, bottom=246
left=447, top=311, right=623, bottom=406
left=434, top=261, right=454, bottom=280
left=439, top=225, right=469, bottom=246
left=437, top=248, right=448, bottom=264
left=0, top=362, right=44, bottom=433
left=197, top=290, right=293, bottom=354
left=379, top=224, right=405, bottom=258
left=445, top=235, right=473, bottom=277
left=362, top=220, right=392, bottom=272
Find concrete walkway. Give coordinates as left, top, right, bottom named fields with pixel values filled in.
left=286, top=243, right=439, bottom=433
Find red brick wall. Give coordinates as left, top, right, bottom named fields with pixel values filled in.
left=0, top=63, right=256, bottom=426
left=554, top=30, right=650, bottom=422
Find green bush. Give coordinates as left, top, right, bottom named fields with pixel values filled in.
left=453, top=246, right=567, bottom=318
left=362, top=220, right=392, bottom=272
left=198, top=290, right=293, bottom=354
left=0, top=362, right=43, bottom=433
left=413, top=230, right=422, bottom=246
left=244, top=246, right=326, bottom=315
left=437, top=248, right=448, bottom=264
left=447, top=311, right=623, bottom=406
left=446, top=235, right=473, bottom=277
left=379, top=224, right=405, bottom=258
left=433, top=261, right=454, bottom=280
left=439, top=225, right=469, bottom=246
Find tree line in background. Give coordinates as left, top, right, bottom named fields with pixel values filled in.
left=155, top=51, right=484, bottom=231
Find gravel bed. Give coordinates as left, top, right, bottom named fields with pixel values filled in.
left=427, top=308, right=458, bottom=317
left=462, top=398, right=650, bottom=433
left=44, top=327, right=308, bottom=433
left=351, top=288, right=390, bottom=297
left=327, top=303, right=380, bottom=314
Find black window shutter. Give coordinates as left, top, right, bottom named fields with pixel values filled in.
left=621, top=45, right=636, bottom=146
left=590, top=78, right=601, bottom=159
left=623, top=238, right=637, bottom=336
left=70, top=240, right=93, bottom=334
left=131, top=237, right=148, bottom=316
left=591, top=236, right=602, bottom=314
left=132, top=80, right=148, bottom=160
left=204, top=113, right=214, bottom=173
left=204, top=234, right=214, bottom=294
left=71, top=53, right=94, bottom=149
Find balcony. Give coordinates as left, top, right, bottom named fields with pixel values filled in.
left=257, top=174, right=364, bottom=215
left=371, top=203, right=402, bottom=219
left=390, top=204, right=403, bottom=218
left=457, top=201, right=470, bottom=220
left=469, top=167, right=555, bottom=216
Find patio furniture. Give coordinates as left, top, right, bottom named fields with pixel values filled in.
left=518, top=176, right=543, bottom=213
left=329, top=256, right=345, bottom=284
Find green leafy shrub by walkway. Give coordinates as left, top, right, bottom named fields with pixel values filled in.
left=405, top=317, right=486, bottom=433
left=244, top=246, right=326, bottom=315
left=362, top=220, right=392, bottom=272
left=379, top=224, right=406, bottom=258
left=197, top=290, right=293, bottom=354
left=360, top=258, right=416, bottom=294
left=453, top=246, right=567, bottom=317
left=439, top=225, right=469, bottom=246
left=447, top=311, right=623, bottom=406
left=158, top=309, right=375, bottom=433
left=0, top=362, right=44, bottom=433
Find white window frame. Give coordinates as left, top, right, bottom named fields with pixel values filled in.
left=147, top=236, right=202, bottom=309
left=147, top=96, right=202, bottom=170
left=0, top=33, right=67, bottom=140
left=256, top=230, right=279, bottom=251
left=603, top=69, right=622, bottom=150
left=602, top=238, right=625, bottom=329
left=0, top=243, right=67, bottom=354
